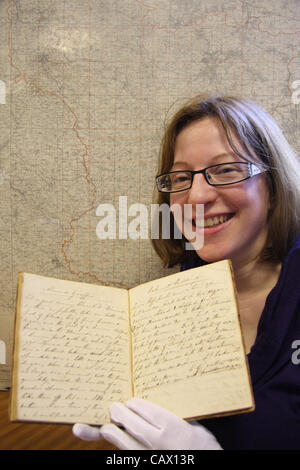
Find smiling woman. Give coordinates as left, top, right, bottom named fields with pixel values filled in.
left=152, top=95, right=300, bottom=269
left=150, top=95, right=300, bottom=449
left=73, top=96, right=300, bottom=450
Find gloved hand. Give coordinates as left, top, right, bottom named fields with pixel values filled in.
left=72, top=398, right=222, bottom=450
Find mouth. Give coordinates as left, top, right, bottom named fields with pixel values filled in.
left=192, top=213, right=235, bottom=230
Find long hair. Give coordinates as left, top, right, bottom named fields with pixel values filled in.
left=151, top=95, right=300, bottom=267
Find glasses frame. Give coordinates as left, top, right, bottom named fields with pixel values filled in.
left=156, top=162, right=266, bottom=193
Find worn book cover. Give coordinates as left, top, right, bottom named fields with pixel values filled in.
left=10, top=260, right=254, bottom=425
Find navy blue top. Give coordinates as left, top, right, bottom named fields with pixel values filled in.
left=181, top=236, right=300, bottom=450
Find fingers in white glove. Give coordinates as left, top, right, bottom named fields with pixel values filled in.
left=72, top=399, right=222, bottom=450
left=72, top=423, right=102, bottom=441
left=110, top=402, right=156, bottom=448
left=100, top=423, right=148, bottom=450
left=189, top=423, right=223, bottom=450
left=111, top=398, right=222, bottom=450
left=126, top=397, right=182, bottom=428
left=72, top=421, right=148, bottom=449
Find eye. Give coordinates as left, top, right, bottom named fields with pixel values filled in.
left=172, top=174, right=190, bottom=183
left=219, top=165, right=238, bottom=173
left=214, top=164, right=243, bottom=175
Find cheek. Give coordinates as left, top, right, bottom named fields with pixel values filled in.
left=248, top=181, right=271, bottom=214
left=170, top=193, right=186, bottom=209
left=233, top=196, right=271, bottom=236
left=229, top=180, right=270, bottom=212
left=169, top=194, right=188, bottom=234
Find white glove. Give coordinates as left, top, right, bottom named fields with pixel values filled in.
left=72, top=398, right=222, bottom=450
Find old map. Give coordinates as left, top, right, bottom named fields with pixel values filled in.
left=0, top=0, right=299, bottom=388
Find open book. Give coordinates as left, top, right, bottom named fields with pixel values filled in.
left=10, top=260, right=254, bottom=425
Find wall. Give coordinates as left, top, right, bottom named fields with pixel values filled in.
left=0, top=0, right=299, bottom=388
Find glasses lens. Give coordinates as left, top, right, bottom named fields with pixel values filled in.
left=207, top=163, right=249, bottom=184
left=157, top=172, right=192, bottom=192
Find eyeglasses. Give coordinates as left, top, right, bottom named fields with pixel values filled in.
left=156, top=162, right=266, bottom=193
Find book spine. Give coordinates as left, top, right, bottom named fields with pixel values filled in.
left=128, top=291, right=135, bottom=398
left=10, top=272, right=24, bottom=421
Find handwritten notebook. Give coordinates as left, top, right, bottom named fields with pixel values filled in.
left=10, top=260, right=254, bottom=425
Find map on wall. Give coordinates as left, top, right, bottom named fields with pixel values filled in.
left=0, top=0, right=299, bottom=388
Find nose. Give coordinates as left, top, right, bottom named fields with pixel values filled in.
left=187, top=173, right=218, bottom=205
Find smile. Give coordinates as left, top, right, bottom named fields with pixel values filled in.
left=204, top=213, right=234, bottom=228
left=192, top=213, right=235, bottom=229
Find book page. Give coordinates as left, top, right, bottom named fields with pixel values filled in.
left=129, top=260, right=253, bottom=420
left=11, top=273, right=132, bottom=425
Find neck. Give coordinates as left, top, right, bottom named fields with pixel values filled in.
left=231, top=256, right=282, bottom=354
left=232, top=257, right=281, bottom=295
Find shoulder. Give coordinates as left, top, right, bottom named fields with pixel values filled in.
left=282, top=234, right=300, bottom=270
left=272, top=234, right=300, bottom=303
left=288, top=234, right=300, bottom=253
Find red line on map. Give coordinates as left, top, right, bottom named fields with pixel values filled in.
left=6, top=0, right=130, bottom=288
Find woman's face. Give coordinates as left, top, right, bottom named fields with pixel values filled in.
left=170, top=117, right=271, bottom=268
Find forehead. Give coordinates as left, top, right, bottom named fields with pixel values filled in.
left=174, top=117, right=232, bottom=156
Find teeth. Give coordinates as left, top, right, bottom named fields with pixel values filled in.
left=193, top=214, right=231, bottom=228
left=204, top=214, right=229, bottom=228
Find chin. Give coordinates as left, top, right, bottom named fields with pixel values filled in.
left=195, top=247, right=233, bottom=264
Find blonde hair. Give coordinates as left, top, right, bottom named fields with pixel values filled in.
left=152, top=95, right=300, bottom=267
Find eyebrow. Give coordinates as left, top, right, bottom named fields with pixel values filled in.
left=171, top=152, right=237, bottom=169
